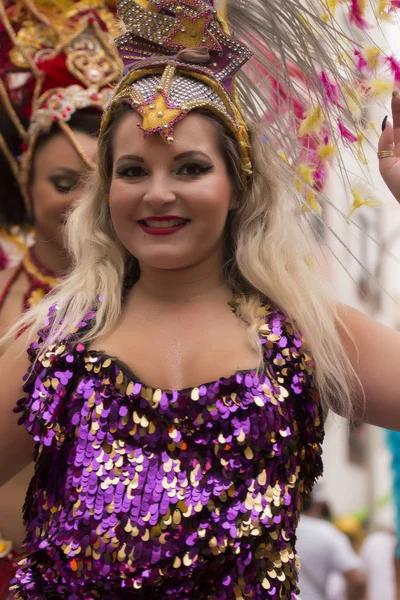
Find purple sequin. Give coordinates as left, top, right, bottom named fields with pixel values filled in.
left=9, top=300, right=324, bottom=600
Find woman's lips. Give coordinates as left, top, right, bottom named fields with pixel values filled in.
left=138, top=217, right=190, bottom=236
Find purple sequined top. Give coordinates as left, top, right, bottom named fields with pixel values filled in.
left=10, top=299, right=323, bottom=600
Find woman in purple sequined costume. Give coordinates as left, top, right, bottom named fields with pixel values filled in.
left=1, top=1, right=400, bottom=599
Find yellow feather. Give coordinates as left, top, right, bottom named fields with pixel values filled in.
left=297, top=163, right=316, bottom=185
left=355, top=132, right=368, bottom=166
left=364, top=46, right=381, bottom=70
left=369, top=121, right=380, bottom=138
left=337, top=51, right=348, bottom=68
left=368, top=79, right=394, bottom=99
left=327, top=0, right=337, bottom=13
left=277, top=150, right=289, bottom=163
left=298, top=105, right=325, bottom=137
left=347, top=97, right=363, bottom=121
left=302, top=190, right=322, bottom=215
left=348, top=189, right=381, bottom=217
left=344, top=85, right=367, bottom=122
left=317, top=143, right=336, bottom=161
left=295, top=180, right=303, bottom=193
left=378, top=0, right=391, bottom=18
left=321, top=0, right=337, bottom=20
left=296, top=164, right=315, bottom=194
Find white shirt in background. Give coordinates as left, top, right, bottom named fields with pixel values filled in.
left=360, top=530, right=396, bottom=600
left=296, top=515, right=363, bottom=600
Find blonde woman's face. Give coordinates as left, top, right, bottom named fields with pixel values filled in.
left=109, top=111, right=235, bottom=271
left=31, top=131, right=97, bottom=249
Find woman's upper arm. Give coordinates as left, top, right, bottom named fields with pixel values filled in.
left=0, top=330, right=35, bottom=486
left=338, top=305, right=400, bottom=430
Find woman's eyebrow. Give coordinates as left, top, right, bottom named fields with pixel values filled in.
left=115, top=154, right=145, bottom=164
left=174, top=151, right=211, bottom=161
left=48, top=167, right=81, bottom=176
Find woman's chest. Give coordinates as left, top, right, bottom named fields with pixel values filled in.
left=90, top=305, right=259, bottom=391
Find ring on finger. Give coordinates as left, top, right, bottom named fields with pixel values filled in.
left=377, top=150, right=395, bottom=158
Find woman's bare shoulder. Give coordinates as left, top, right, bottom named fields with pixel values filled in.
left=337, top=304, right=400, bottom=430
left=0, top=329, right=35, bottom=485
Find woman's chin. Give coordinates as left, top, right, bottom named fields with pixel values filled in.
left=135, top=253, right=193, bottom=272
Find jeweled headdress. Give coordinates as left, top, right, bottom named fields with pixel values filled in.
left=101, top=0, right=400, bottom=215
left=0, top=0, right=123, bottom=208
left=101, top=0, right=253, bottom=180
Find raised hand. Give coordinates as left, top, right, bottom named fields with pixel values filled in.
left=378, top=92, right=400, bottom=203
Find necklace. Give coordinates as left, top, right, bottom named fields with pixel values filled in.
left=21, top=247, right=59, bottom=310
left=0, top=247, right=60, bottom=312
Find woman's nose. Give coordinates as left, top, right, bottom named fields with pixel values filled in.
left=142, top=174, right=176, bottom=206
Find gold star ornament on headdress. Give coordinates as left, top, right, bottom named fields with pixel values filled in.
left=165, top=9, right=222, bottom=51
left=136, top=87, right=186, bottom=142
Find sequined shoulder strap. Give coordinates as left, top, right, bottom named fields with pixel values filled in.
left=257, top=299, right=323, bottom=496
left=259, top=300, right=315, bottom=387
left=33, top=303, right=97, bottom=354
left=15, top=303, right=98, bottom=448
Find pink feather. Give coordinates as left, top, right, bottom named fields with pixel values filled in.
left=314, top=162, right=327, bottom=189
left=338, top=120, right=358, bottom=143
left=386, top=56, right=400, bottom=81
left=354, top=49, right=368, bottom=72
left=349, top=0, right=369, bottom=27
left=319, top=71, right=341, bottom=105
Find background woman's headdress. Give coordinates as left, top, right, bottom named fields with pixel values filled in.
left=0, top=0, right=123, bottom=208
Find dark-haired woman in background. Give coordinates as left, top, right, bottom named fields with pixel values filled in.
left=0, top=0, right=122, bottom=594
left=0, top=110, right=100, bottom=350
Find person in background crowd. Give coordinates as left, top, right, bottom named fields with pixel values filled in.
left=0, top=1, right=122, bottom=596
left=360, top=528, right=397, bottom=600
left=297, top=493, right=366, bottom=600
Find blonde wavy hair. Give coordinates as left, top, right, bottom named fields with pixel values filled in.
left=4, top=105, right=359, bottom=417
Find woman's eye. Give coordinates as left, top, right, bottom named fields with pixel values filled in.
left=52, top=179, right=78, bottom=193
left=177, top=163, right=213, bottom=177
left=116, top=166, right=147, bottom=179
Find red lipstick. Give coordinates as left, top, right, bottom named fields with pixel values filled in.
left=138, top=216, right=189, bottom=236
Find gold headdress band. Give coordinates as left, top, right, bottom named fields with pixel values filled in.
left=0, top=0, right=122, bottom=212
left=100, top=0, right=253, bottom=183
